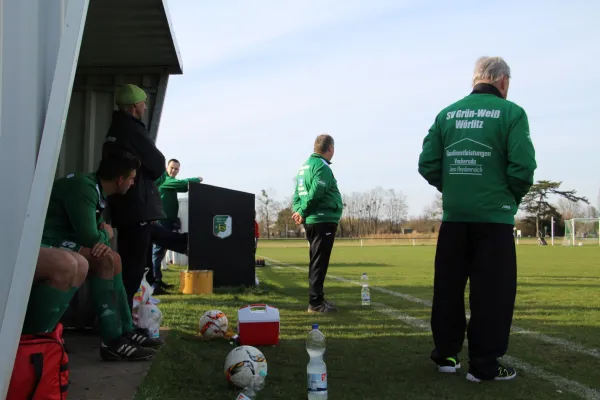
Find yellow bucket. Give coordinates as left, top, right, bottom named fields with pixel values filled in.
left=180, top=270, right=213, bottom=295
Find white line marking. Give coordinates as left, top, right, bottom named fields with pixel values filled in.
left=373, top=304, right=600, bottom=400
left=261, top=256, right=600, bottom=360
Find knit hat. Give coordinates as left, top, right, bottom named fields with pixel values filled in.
left=115, top=84, right=147, bottom=105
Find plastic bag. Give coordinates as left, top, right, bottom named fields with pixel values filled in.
left=132, top=268, right=162, bottom=328
left=133, top=268, right=153, bottom=309
left=137, top=302, right=163, bottom=338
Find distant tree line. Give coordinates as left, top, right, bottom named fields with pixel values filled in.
left=255, top=181, right=599, bottom=239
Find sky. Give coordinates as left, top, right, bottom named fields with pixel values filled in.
left=157, top=0, right=600, bottom=217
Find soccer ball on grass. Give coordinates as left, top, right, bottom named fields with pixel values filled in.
left=224, top=345, right=268, bottom=388
left=199, top=310, right=229, bottom=339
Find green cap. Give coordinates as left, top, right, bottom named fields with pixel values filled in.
left=115, top=84, right=147, bottom=105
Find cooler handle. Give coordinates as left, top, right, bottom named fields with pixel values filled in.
left=246, top=304, right=268, bottom=313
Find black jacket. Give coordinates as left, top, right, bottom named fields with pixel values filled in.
left=102, top=110, right=166, bottom=227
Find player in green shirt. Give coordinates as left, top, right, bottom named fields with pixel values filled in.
left=292, top=134, right=343, bottom=313
left=151, top=159, right=202, bottom=293
left=40, top=154, right=160, bottom=361
left=418, top=56, right=536, bottom=382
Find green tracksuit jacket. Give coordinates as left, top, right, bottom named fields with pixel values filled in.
left=155, top=172, right=201, bottom=222
left=42, top=173, right=110, bottom=249
left=418, top=84, right=537, bottom=225
left=292, top=153, right=343, bottom=224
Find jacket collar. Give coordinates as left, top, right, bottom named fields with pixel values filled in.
left=113, top=109, right=147, bottom=128
left=470, top=83, right=503, bottom=99
left=311, top=153, right=332, bottom=165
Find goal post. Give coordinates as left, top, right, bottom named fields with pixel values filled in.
left=562, top=218, right=600, bottom=246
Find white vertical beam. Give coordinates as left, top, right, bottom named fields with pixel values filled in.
left=0, top=0, right=46, bottom=342
left=0, top=0, right=3, bottom=142
left=0, top=0, right=89, bottom=397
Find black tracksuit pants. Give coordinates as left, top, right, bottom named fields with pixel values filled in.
left=117, top=222, right=152, bottom=313
left=431, top=221, right=517, bottom=379
left=305, top=222, right=337, bottom=306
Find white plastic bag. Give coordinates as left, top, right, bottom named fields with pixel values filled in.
left=137, top=302, right=163, bottom=338
left=133, top=268, right=153, bottom=310
left=132, top=268, right=162, bottom=329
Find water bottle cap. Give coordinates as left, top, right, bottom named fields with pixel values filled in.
left=312, top=324, right=319, bottom=330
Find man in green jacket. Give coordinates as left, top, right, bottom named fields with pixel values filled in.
left=418, top=56, right=537, bottom=382
left=41, top=154, right=161, bottom=361
left=292, top=134, right=343, bottom=313
left=151, top=158, right=202, bottom=292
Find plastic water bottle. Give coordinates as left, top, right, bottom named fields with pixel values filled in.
left=361, top=273, right=370, bottom=306
left=147, top=306, right=162, bottom=338
left=236, top=375, right=265, bottom=400
left=306, top=324, right=327, bottom=399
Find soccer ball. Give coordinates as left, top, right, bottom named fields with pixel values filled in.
left=224, top=345, right=268, bottom=388
left=199, top=310, right=228, bottom=339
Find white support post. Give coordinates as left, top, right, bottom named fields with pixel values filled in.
left=0, top=0, right=3, bottom=143
left=0, top=0, right=89, bottom=397
left=572, top=219, right=576, bottom=246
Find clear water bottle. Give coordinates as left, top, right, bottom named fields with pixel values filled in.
left=306, top=324, right=327, bottom=399
left=361, top=273, right=370, bottom=306
left=236, top=375, right=265, bottom=400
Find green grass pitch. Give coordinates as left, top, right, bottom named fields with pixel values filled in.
left=134, top=243, right=600, bottom=400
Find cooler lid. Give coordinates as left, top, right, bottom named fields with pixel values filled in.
left=238, top=304, right=280, bottom=322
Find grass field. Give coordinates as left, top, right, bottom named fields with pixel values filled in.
left=134, top=242, right=600, bottom=400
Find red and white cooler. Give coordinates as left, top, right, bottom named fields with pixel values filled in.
left=237, top=304, right=280, bottom=346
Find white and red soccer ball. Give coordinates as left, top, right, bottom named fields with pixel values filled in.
left=198, top=309, right=229, bottom=339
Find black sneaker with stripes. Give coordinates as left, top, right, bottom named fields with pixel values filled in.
left=435, top=356, right=461, bottom=373
left=124, top=328, right=165, bottom=349
left=100, top=336, right=154, bottom=361
left=466, top=364, right=517, bottom=382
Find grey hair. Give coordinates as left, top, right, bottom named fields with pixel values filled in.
left=472, top=56, right=511, bottom=86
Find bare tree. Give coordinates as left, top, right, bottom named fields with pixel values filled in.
left=557, top=198, right=583, bottom=221
left=365, top=187, right=385, bottom=233
left=384, top=189, right=408, bottom=232
left=422, top=193, right=443, bottom=221
left=584, top=205, right=599, bottom=218
left=257, top=188, right=280, bottom=238
left=342, top=192, right=361, bottom=236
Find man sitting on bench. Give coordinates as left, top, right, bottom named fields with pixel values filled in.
left=22, top=245, right=89, bottom=335
left=41, top=154, right=161, bottom=361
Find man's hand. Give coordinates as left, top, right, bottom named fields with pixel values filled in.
left=91, top=243, right=111, bottom=258
left=99, top=222, right=114, bottom=240
left=292, top=212, right=304, bottom=225
left=197, top=176, right=204, bottom=182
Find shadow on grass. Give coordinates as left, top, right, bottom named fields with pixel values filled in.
left=517, top=282, right=600, bottom=289
left=135, top=326, right=573, bottom=400
left=522, top=276, right=600, bottom=281
left=328, top=262, right=394, bottom=268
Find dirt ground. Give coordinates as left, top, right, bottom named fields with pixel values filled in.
left=64, top=329, right=166, bottom=400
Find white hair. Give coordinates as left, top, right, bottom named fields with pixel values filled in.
left=472, top=56, right=511, bottom=86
